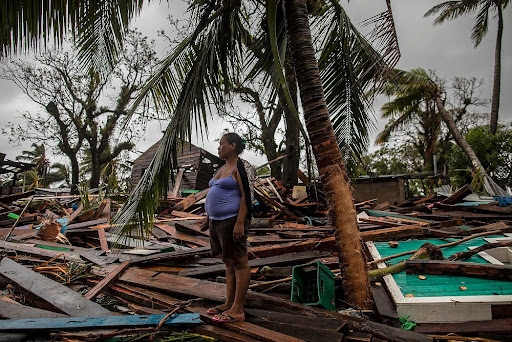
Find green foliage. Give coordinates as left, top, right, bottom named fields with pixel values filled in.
left=449, top=124, right=512, bottom=188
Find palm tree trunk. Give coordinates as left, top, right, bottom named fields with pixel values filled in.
left=435, top=93, right=485, bottom=173
left=281, top=46, right=300, bottom=186
left=284, top=0, right=372, bottom=309
left=489, top=4, right=503, bottom=135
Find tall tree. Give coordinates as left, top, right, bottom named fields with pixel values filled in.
left=425, top=0, right=510, bottom=135
left=1, top=30, right=159, bottom=188
left=284, top=0, right=373, bottom=308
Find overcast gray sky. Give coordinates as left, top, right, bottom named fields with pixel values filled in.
left=0, top=0, right=510, bottom=167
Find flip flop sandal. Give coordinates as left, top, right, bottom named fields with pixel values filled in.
left=206, top=306, right=224, bottom=315
left=211, top=314, right=245, bottom=323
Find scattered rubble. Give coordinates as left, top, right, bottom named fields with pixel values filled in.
left=1, top=177, right=512, bottom=341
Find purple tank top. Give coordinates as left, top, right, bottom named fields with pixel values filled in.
left=205, top=175, right=241, bottom=220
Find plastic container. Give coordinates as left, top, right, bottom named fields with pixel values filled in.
left=291, top=261, right=336, bottom=311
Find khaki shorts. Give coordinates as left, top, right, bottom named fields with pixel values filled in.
left=209, top=216, right=249, bottom=259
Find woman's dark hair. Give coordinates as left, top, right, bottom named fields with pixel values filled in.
left=223, top=132, right=245, bottom=155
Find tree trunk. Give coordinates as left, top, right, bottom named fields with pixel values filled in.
left=284, top=0, right=372, bottom=309
left=281, top=46, right=300, bottom=186
left=435, top=93, right=485, bottom=173
left=489, top=4, right=503, bottom=135
left=70, top=158, right=80, bottom=186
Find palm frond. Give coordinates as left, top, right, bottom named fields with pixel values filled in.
left=111, top=1, right=249, bottom=242
left=424, top=1, right=480, bottom=24
left=360, top=0, right=401, bottom=72
left=1, top=0, right=144, bottom=76
left=471, top=1, right=491, bottom=46
left=314, top=4, right=393, bottom=157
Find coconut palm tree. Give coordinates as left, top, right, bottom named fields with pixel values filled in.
left=425, top=0, right=510, bottom=135
left=376, top=69, right=443, bottom=171
left=1, top=0, right=401, bottom=309
left=16, top=143, right=50, bottom=187
left=391, top=68, right=508, bottom=196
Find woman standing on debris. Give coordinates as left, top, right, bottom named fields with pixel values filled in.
left=203, top=132, right=252, bottom=323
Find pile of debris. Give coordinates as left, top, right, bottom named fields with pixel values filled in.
left=1, top=179, right=512, bottom=342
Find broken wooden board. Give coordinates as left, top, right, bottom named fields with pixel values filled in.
left=0, top=257, right=111, bottom=317
left=440, top=184, right=473, bottom=205
left=414, top=317, right=512, bottom=335
left=0, top=313, right=201, bottom=332
left=173, top=188, right=209, bottom=211
left=191, top=325, right=263, bottom=342
left=360, top=224, right=426, bottom=242
left=129, top=246, right=211, bottom=264
left=178, top=250, right=331, bottom=277
left=406, top=259, right=512, bottom=281
left=245, top=318, right=343, bottom=342
left=0, top=240, right=82, bottom=262
left=154, top=223, right=210, bottom=247
left=84, top=260, right=131, bottom=300
left=0, top=299, right=69, bottom=319
left=245, top=308, right=346, bottom=331
left=174, top=220, right=209, bottom=237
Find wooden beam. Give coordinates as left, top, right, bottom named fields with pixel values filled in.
left=0, top=258, right=111, bottom=317
left=84, top=261, right=131, bottom=301
left=172, top=188, right=209, bottom=211
left=170, top=168, right=184, bottom=197
left=406, top=259, right=512, bottom=281
left=0, top=240, right=82, bottom=262
left=97, top=227, right=109, bottom=251
left=179, top=250, right=331, bottom=277
left=0, top=313, right=201, bottom=332
left=440, top=184, right=472, bottom=205
left=0, top=300, right=68, bottom=319
left=360, top=224, right=426, bottom=242
left=414, top=317, right=512, bottom=334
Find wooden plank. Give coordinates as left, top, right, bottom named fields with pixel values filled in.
left=440, top=184, right=472, bottom=205
left=174, top=220, right=209, bottom=237
left=84, top=261, right=131, bottom=300
left=0, top=299, right=68, bottom=319
left=360, top=224, right=426, bottom=242
left=67, top=218, right=108, bottom=230
left=97, top=227, right=109, bottom=251
left=0, top=258, right=111, bottom=317
left=246, top=318, right=343, bottom=342
left=371, top=284, right=398, bottom=319
left=414, top=317, right=512, bottom=334
left=150, top=225, right=169, bottom=240
left=173, top=188, right=209, bottom=211
left=191, top=325, right=262, bottom=342
left=266, top=178, right=283, bottom=202
left=0, top=240, right=82, bottom=262
left=179, top=251, right=331, bottom=277
left=154, top=223, right=210, bottom=247
left=405, top=259, right=512, bottom=281
left=129, top=246, right=211, bottom=264
left=248, top=237, right=336, bottom=259
left=170, top=168, right=184, bottom=197
left=245, top=308, right=345, bottom=331
left=0, top=313, right=201, bottom=332
left=170, top=210, right=203, bottom=219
